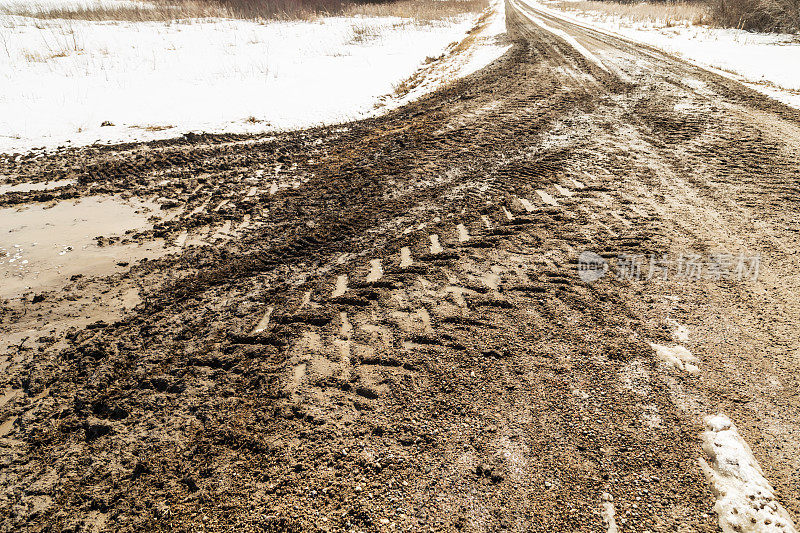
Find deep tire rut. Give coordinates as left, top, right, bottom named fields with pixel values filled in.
left=3, top=2, right=800, bottom=531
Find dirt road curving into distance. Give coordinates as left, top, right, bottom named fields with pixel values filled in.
left=2, top=1, right=800, bottom=530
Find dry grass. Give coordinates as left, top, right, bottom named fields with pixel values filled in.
left=213, top=0, right=347, bottom=20
left=2, top=0, right=487, bottom=21
left=709, top=0, right=799, bottom=32
left=344, top=0, right=487, bottom=21
left=550, top=0, right=711, bottom=26
left=15, top=25, right=85, bottom=61
left=131, top=124, right=175, bottom=131
left=0, top=1, right=230, bottom=21
left=551, top=0, right=799, bottom=32
left=348, top=20, right=384, bottom=41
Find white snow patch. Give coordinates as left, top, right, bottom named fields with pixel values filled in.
left=366, top=258, right=383, bottom=283
left=429, top=234, right=443, bottom=254
left=600, top=492, right=619, bottom=533
left=518, top=197, right=535, bottom=212
left=530, top=0, right=800, bottom=109
left=666, top=318, right=690, bottom=343
left=0, top=3, right=504, bottom=153
left=388, top=0, right=511, bottom=108
left=650, top=342, right=698, bottom=373
left=554, top=184, right=574, bottom=197
left=457, top=2, right=511, bottom=73
left=700, top=414, right=797, bottom=533
left=456, top=223, right=470, bottom=242
left=332, top=274, right=348, bottom=298
left=569, top=177, right=585, bottom=189
left=399, top=246, right=413, bottom=268
left=251, top=306, right=274, bottom=334
left=535, top=189, right=560, bottom=206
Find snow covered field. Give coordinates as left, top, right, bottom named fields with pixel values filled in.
left=12, top=0, right=795, bottom=156
left=536, top=0, right=800, bottom=109
left=0, top=0, right=507, bottom=153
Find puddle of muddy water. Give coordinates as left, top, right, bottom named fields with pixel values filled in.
left=0, top=179, right=76, bottom=195
left=0, top=195, right=172, bottom=299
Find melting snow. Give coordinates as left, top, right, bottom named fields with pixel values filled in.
left=650, top=342, right=699, bottom=373
left=529, top=0, right=800, bottom=109
left=700, top=414, right=797, bottom=533
left=600, top=492, right=619, bottom=533
left=666, top=317, right=690, bottom=343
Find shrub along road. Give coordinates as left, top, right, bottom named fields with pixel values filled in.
left=1, top=1, right=799, bottom=530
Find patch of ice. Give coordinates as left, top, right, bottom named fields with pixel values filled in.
left=700, top=414, right=797, bottom=533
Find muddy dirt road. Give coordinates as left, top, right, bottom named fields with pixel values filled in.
left=2, top=1, right=800, bottom=531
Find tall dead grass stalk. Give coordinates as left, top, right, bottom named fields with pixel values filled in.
left=550, top=1, right=710, bottom=26
left=710, top=0, right=799, bottom=32
left=3, top=0, right=487, bottom=21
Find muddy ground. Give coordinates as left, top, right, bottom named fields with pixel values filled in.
left=1, top=2, right=800, bottom=531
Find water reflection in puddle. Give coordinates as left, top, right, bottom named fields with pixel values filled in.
left=0, top=179, right=76, bottom=195
left=0, top=195, right=172, bottom=299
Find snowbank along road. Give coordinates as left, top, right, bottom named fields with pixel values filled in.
left=1, top=0, right=800, bottom=531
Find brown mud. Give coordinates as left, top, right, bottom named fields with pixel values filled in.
left=1, top=2, right=800, bottom=531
